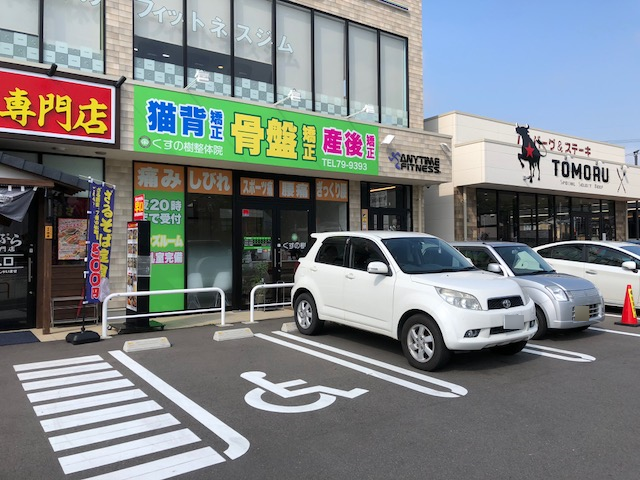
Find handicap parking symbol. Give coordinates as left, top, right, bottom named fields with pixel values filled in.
left=241, top=371, right=368, bottom=414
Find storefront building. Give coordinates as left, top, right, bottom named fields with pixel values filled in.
left=0, top=0, right=451, bottom=330
left=423, top=112, right=637, bottom=245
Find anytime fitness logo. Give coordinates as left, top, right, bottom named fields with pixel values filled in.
left=388, top=151, right=440, bottom=174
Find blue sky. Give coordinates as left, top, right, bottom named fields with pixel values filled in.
left=423, top=0, right=640, bottom=163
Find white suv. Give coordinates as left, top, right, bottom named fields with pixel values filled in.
left=292, top=232, right=537, bottom=371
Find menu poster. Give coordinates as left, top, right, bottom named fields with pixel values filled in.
left=58, top=218, right=87, bottom=260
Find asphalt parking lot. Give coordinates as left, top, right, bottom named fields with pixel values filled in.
left=2, top=310, right=640, bottom=480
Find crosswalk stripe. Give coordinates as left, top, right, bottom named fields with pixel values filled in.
left=14, top=355, right=104, bottom=372
left=22, top=370, right=122, bottom=392
left=48, top=413, right=181, bottom=452
left=35, top=389, right=147, bottom=416
left=27, top=379, right=134, bottom=403
left=41, top=400, right=162, bottom=432
left=17, top=362, right=112, bottom=381
left=58, top=428, right=201, bottom=474
left=82, top=447, right=225, bottom=480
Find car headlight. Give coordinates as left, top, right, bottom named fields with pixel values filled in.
left=545, top=285, right=570, bottom=302
left=437, top=287, right=482, bottom=310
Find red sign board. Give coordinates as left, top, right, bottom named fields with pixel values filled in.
left=0, top=67, right=116, bottom=144
left=133, top=194, right=145, bottom=221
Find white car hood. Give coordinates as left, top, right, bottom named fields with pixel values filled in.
left=410, top=270, right=524, bottom=298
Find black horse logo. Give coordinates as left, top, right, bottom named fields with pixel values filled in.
left=515, top=123, right=547, bottom=183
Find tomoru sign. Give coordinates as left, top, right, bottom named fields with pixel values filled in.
left=552, top=158, right=609, bottom=184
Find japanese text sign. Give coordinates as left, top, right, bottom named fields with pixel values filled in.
left=134, top=162, right=185, bottom=311
left=134, top=85, right=379, bottom=175
left=0, top=67, right=116, bottom=144
left=187, top=167, right=233, bottom=195
left=316, top=179, right=348, bottom=202
left=85, top=181, right=115, bottom=304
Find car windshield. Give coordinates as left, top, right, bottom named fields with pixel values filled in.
left=620, top=245, right=640, bottom=257
left=382, top=237, right=477, bottom=274
left=493, top=245, right=555, bottom=276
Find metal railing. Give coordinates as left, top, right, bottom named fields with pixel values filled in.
left=101, top=287, right=226, bottom=339
left=248, top=282, right=294, bottom=324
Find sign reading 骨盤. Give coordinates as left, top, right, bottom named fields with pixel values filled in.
left=0, top=68, right=116, bottom=144
left=133, top=85, right=379, bottom=175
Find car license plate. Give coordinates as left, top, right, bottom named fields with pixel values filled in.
left=574, top=305, right=590, bottom=322
left=504, top=314, right=524, bottom=330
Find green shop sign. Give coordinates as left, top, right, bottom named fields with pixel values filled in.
left=133, top=85, right=379, bottom=175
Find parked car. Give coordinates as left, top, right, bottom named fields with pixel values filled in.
left=451, top=242, right=604, bottom=339
left=292, top=231, right=537, bottom=371
left=533, top=240, right=640, bottom=309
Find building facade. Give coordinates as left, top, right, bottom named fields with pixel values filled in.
left=0, top=0, right=451, bottom=331
left=423, top=112, right=637, bottom=245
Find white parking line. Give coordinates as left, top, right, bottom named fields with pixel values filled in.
left=15, top=353, right=245, bottom=478
left=48, top=414, right=181, bottom=452
left=523, top=344, right=595, bottom=362
left=590, top=326, right=640, bottom=337
left=255, top=332, right=467, bottom=398
left=58, top=428, right=201, bottom=474
left=109, top=350, right=250, bottom=460
left=83, top=447, right=225, bottom=480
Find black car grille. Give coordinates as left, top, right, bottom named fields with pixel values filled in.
left=487, top=296, right=523, bottom=310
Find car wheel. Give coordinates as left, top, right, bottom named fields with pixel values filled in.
left=294, top=293, right=324, bottom=335
left=492, top=340, right=527, bottom=355
left=401, top=314, right=451, bottom=371
left=532, top=305, right=548, bottom=340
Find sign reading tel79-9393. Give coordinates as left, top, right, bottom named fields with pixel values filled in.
left=133, top=85, right=379, bottom=175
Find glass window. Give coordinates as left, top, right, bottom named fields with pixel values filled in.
left=0, top=0, right=39, bottom=62
left=43, top=0, right=104, bottom=73
left=234, top=0, right=273, bottom=103
left=134, top=0, right=184, bottom=88
left=43, top=154, right=104, bottom=198
left=602, top=200, right=615, bottom=241
left=539, top=244, right=584, bottom=262
left=455, top=247, right=496, bottom=272
left=316, top=201, right=347, bottom=232
left=518, top=193, right=536, bottom=246
left=587, top=246, right=633, bottom=267
left=186, top=0, right=231, bottom=96
left=498, top=192, right=517, bottom=242
left=315, top=238, right=346, bottom=266
left=477, top=189, right=497, bottom=241
left=349, top=237, right=385, bottom=271
left=275, top=2, right=311, bottom=111
left=186, top=193, right=233, bottom=308
left=314, top=14, right=346, bottom=117
left=380, top=33, right=407, bottom=127
left=537, top=195, right=552, bottom=245
left=555, top=196, right=570, bottom=241
left=348, top=24, right=377, bottom=122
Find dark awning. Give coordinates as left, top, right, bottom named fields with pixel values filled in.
left=0, top=151, right=90, bottom=195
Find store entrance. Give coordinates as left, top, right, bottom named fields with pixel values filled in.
left=0, top=203, right=37, bottom=331
left=239, top=204, right=310, bottom=308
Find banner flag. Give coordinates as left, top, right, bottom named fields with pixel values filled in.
left=85, top=181, right=115, bottom=304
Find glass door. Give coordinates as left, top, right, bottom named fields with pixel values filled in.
left=239, top=205, right=310, bottom=308
left=240, top=207, right=274, bottom=307
left=0, top=208, right=37, bottom=330
left=277, top=208, right=309, bottom=284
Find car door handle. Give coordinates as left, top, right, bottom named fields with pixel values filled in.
left=345, top=273, right=355, bottom=280
left=585, top=270, right=597, bottom=275
left=310, top=266, right=318, bottom=272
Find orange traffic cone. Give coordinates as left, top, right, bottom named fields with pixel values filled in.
left=615, top=284, right=639, bottom=327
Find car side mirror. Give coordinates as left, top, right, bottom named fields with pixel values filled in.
left=622, top=260, right=637, bottom=272
left=487, top=263, right=504, bottom=275
left=367, top=261, right=390, bottom=275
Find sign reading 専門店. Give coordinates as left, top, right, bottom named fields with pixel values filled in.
left=0, top=68, right=116, bottom=144
left=133, top=85, right=379, bottom=175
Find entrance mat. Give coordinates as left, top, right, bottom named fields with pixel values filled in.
left=0, top=331, right=40, bottom=346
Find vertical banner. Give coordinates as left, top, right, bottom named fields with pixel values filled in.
left=133, top=162, right=185, bottom=312
left=85, top=181, right=115, bottom=304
